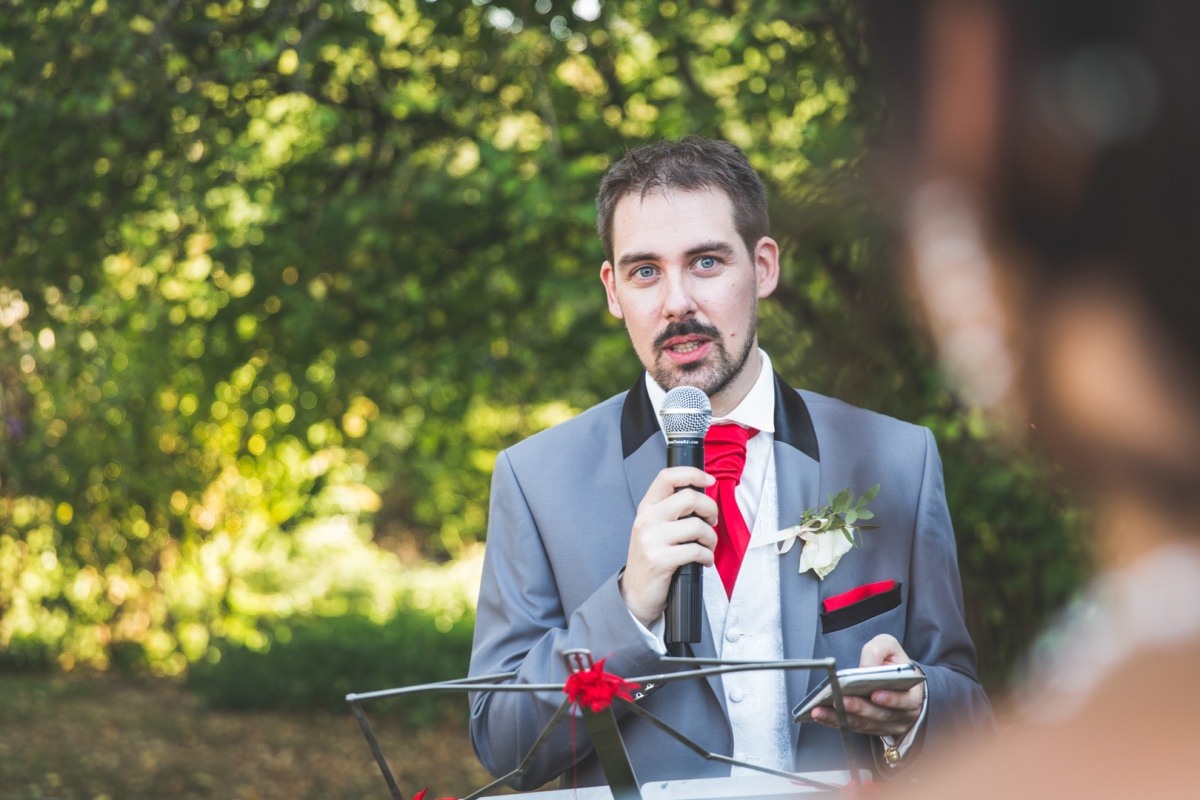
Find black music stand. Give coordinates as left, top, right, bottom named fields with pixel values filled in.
left=346, top=650, right=867, bottom=800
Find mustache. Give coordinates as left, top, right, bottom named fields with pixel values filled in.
left=653, top=319, right=721, bottom=351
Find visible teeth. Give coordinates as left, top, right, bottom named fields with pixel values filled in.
left=670, top=341, right=703, bottom=353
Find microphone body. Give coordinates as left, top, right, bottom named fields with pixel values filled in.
left=665, top=432, right=704, bottom=646
left=658, top=386, right=712, bottom=650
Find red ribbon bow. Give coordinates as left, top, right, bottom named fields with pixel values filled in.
left=563, top=657, right=641, bottom=712
left=412, top=789, right=454, bottom=800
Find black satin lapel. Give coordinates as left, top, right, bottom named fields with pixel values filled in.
left=621, top=378, right=665, bottom=512
left=773, top=372, right=819, bottom=462
left=626, top=372, right=817, bottom=459
left=621, top=375, right=660, bottom=459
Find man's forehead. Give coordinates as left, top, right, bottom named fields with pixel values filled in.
left=614, top=185, right=734, bottom=213
left=610, top=186, right=740, bottom=252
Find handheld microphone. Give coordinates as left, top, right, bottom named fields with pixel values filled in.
left=658, top=385, right=712, bottom=650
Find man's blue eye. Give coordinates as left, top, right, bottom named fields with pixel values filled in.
left=698, top=256, right=717, bottom=269
left=636, top=266, right=655, bottom=279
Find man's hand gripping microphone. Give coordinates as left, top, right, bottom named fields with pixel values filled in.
left=658, top=386, right=712, bottom=655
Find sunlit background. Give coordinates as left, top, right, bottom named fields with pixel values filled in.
left=0, top=1, right=1085, bottom=796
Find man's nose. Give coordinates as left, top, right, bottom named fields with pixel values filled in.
left=661, top=270, right=698, bottom=319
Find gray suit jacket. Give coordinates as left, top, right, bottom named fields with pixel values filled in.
left=469, top=373, right=992, bottom=789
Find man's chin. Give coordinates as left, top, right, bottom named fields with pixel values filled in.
left=648, top=334, right=754, bottom=403
left=651, top=359, right=719, bottom=395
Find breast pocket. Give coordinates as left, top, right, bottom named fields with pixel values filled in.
left=820, top=581, right=903, bottom=634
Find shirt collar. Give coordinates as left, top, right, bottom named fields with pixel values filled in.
left=645, top=349, right=776, bottom=436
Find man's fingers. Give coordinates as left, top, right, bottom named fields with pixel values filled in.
left=860, top=633, right=906, bottom=668
left=870, top=688, right=921, bottom=710
left=643, top=516, right=717, bottom=558
left=655, top=488, right=718, bottom=527
left=678, top=517, right=718, bottom=551
left=642, top=466, right=715, bottom=504
left=639, top=469, right=718, bottom=528
left=810, top=697, right=918, bottom=736
left=668, top=539, right=716, bottom=569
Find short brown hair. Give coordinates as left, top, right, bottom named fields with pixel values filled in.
left=596, top=136, right=770, bottom=263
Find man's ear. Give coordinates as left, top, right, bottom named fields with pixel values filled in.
left=600, top=261, right=624, bottom=319
left=754, top=237, right=781, bottom=299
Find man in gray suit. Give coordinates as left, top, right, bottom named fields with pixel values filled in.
left=469, top=137, right=992, bottom=789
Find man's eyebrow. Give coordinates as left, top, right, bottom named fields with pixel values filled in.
left=685, top=241, right=737, bottom=259
left=616, top=241, right=738, bottom=269
left=616, top=250, right=660, bottom=268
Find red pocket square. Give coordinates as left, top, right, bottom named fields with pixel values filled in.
left=823, top=580, right=897, bottom=613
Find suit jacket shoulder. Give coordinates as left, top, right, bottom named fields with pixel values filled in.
left=798, top=389, right=929, bottom=447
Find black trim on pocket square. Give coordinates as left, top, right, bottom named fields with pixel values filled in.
left=819, top=582, right=903, bottom=633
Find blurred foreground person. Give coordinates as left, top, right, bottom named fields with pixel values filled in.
left=870, top=0, right=1200, bottom=796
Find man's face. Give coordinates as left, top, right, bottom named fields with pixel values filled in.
left=600, top=188, right=779, bottom=414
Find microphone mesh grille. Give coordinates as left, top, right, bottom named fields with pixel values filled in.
left=659, top=385, right=712, bottom=438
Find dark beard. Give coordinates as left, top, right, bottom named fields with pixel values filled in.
left=646, top=315, right=758, bottom=399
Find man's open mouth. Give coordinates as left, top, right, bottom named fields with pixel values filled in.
left=664, top=338, right=707, bottom=353
left=659, top=335, right=714, bottom=365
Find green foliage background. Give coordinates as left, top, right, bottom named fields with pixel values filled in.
left=0, top=0, right=1086, bottom=704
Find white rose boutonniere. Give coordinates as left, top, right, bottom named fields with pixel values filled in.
left=760, top=485, right=880, bottom=580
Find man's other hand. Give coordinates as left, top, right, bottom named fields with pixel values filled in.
left=620, top=466, right=718, bottom=627
left=809, top=634, right=925, bottom=738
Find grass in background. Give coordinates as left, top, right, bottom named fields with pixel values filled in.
left=0, top=530, right=494, bottom=798
left=187, top=608, right=475, bottom=723
left=0, top=670, right=494, bottom=800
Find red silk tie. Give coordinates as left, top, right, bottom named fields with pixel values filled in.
left=704, top=423, right=757, bottom=597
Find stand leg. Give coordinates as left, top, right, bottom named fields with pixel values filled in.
left=564, top=649, right=643, bottom=800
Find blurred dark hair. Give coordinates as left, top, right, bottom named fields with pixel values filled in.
left=596, top=136, right=769, bottom=263
left=869, top=0, right=1200, bottom=369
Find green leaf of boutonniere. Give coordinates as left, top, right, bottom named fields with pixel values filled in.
left=795, top=484, right=882, bottom=541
